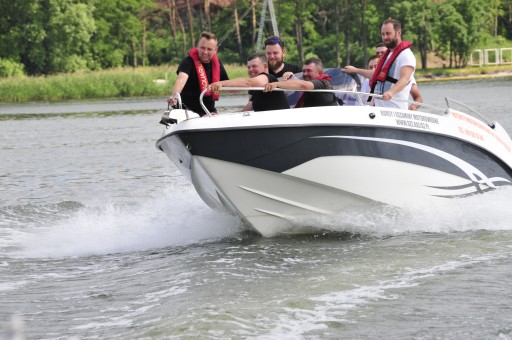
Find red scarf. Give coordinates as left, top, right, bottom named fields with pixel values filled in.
left=369, top=40, right=412, bottom=91
left=295, top=74, right=332, bottom=108
left=189, top=47, right=220, bottom=100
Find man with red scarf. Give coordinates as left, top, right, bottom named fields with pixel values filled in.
left=343, top=18, right=416, bottom=110
left=264, top=57, right=339, bottom=108
left=168, top=31, right=229, bottom=116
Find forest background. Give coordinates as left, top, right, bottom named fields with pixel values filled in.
left=1, top=0, right=512, bottom=102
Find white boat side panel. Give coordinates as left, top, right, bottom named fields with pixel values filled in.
left=283, top=156, right=478, bottom=206
left=159, top=105, right=512, bottom=170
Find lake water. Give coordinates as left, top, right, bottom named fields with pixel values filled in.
left=1, top=78, right=512, bottom=339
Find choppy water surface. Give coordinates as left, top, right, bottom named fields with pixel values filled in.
left=1, top=78, right=512, bottom=339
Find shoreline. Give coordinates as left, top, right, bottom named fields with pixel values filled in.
left=0, top=69, right=510, bottom=106
left=416, top=71, right=512, bottom=83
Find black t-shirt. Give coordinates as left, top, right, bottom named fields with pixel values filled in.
left=249, top=74, right=290, bottom=112
left=302, top=79, right=339, bottom=107
left=269, top=63, right=302, bottom=78
left=177, top=56, right=229, bottom=116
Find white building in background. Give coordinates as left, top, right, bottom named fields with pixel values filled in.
left=469, top=48, right=512, bottom=66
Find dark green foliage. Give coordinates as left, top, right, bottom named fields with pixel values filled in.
left=0, top=0, right=511, bottom=76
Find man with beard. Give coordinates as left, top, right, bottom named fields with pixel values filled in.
left=342, top=18, right=416, bottom=110
left=375, top=42, right=423, bottom=110
left=167, top=31, right=229, bottom=116
left=264, top=36, right=302, bottom=78
left=208, top=52, right=289, bottom=112
left=264, top=57, right=338, bottom=108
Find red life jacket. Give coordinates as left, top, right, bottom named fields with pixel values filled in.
left=369, top=40, right=412, bottom=94
left=295, top=73, right=332, bottom=108
left=189, top=47, right=221, bottom=100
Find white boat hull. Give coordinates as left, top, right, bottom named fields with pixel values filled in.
left=190, top=154, right=492, bottom=236
left=157, top=105, right=512, bottom=236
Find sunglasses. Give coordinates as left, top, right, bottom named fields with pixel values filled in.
left=265, top=37, right=284, bottom=48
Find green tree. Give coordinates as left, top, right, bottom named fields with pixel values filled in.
left=2, top=0, right=512, bottom=76
left=45, top=0, right=96, bottom=73
left=0, top=0, right=46, bottom=75
left=498, top=0, right=512, bottom=39
left=391, top=0, right=438, bottom=69
left=0, top=59, right=25, bottom=77
left=455, top=0, right=490, bottom=66
left=0, top=0, right=95, bottom=75
left=435, top=0, right=490, bottom=67
left=436, top=1, right=466, bottom=67
left=91, top=0, right=156, bottom=68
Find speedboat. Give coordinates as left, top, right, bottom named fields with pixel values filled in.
left=156, top=86, right=512, bottom=236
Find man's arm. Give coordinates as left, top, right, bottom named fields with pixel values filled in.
left=381, top=65, right=414, bottom=101
left=409, top=83, right=423, bottom=110
left=209, top=74, right=269, bottom=93
left=168, top=71, right=189, bottom=105
left=264, top=79, right=314, bottom=91
left=342, top=66, right=373, bottom=79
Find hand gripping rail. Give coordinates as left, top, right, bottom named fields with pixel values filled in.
left=159, top=93, right=197, bottom=126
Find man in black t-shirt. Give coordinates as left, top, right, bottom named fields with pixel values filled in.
left=208, top=52, right=289, bottom=112
left=264, top=36, right=301, bottom=79
left=264, top=57, right=339, bottom=108
left=168, top=31, right=229, bottom=116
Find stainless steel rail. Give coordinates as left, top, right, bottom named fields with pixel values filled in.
left=199, top=87, right=493, bottom=127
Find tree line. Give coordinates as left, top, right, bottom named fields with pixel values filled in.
left=1, top=0, right=511, bottom=77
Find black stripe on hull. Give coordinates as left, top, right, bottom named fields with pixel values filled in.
left=171, top=125, right=512, bottom=186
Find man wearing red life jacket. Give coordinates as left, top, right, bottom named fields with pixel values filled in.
left=168, top=31, right=229, bottom=116
left=375, top=42, right=423, bottom=110
left=343, top=18, right=416, bottom=110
